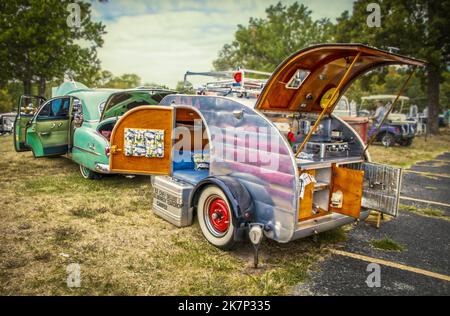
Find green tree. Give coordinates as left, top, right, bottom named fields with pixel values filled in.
left=103, top=73, right=141, bottom=89
left=141, top=82, right=171, bottom=90
left=345, top=67, right=428, bottom=109
left=0, top=0, right=105, bottom=97
left=213, top=2, right=333, bottom=71
left=0, top=89, right=13, bottom=113
left=0, top=82, right=27, bottom=113
left=175, top=81, right=195, bottom=94
left=334, top=0, right=450, bottom=134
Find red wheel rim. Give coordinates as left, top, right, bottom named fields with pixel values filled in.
left=208, top=198, right=230, bottom=233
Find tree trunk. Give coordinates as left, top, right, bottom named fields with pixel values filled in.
left=23, top=79, right=32, bottom=95
left=426, top=64, right=440, bottom=135
left=38, top=77, right=46, bottom=97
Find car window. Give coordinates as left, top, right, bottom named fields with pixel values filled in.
left=51, top=98, right=70, bottom=117
left=38, top=102, right=51, bottom=117
left=38, top=98, right=70, bottom=118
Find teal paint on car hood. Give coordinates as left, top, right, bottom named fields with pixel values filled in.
left=52, top=82, right=89, bottom=97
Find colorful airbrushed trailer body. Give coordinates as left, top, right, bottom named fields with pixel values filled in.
left=105, top=44, right=425, bottom=249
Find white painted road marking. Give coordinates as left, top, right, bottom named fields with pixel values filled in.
left=400, top=196, right=450, bottom=208
left=428, top=159, right=450, bottom=163
left=331, top=249, right=450, bottom=282
left=403, top=169, right=450, bottom=179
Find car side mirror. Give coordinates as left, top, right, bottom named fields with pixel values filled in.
left=26, top=119, right=33, bottom=126
left=73, top=113, right=83, bottom=127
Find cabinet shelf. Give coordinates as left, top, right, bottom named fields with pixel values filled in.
left=314, top=181, right=329, bottom=191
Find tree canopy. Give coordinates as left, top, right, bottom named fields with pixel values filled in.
left=0, top=0, right=105, bottom=95
left=214, top=0, right=449, bottom=134
left=213, top=2, right=332, bottom=71
left=334, top=0, right=450, bottom=133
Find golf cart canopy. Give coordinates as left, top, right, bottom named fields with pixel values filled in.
left=255, top=44, right=426, bottom=114
left=361, top=95, right=410, bottom=102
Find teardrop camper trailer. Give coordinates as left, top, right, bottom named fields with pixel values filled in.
left=106, top=44, right=425, bottom=249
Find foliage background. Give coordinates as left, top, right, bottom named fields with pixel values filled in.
left=0, top=1, right=449, bottom=127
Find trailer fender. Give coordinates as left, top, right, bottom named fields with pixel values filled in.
left=190, top=175, right=255, bottom=225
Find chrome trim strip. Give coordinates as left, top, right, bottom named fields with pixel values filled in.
left=72, top=145, right=101, bottom=156
left=291, top=210, right=369, bottom=240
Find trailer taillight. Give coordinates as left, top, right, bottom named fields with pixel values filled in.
left=233, top=71, right=242, bottom=83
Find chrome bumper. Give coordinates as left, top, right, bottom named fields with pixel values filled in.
left=94, top=163, right=110, bottom=174
left=291, top=210, right=370, bottom=241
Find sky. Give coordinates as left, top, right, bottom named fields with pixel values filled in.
left=91, top=0, right=354, bottom=88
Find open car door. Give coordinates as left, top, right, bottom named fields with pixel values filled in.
left=14, top=95, right=46, bottom=152
left=109, top=106, right=174, bottom=175
left=25, top=97, right=72, bottom=157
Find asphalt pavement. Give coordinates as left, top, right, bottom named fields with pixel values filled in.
left=295, top=152, right=450, bottom=296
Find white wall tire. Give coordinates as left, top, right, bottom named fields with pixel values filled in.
left=79, top=165, right=102, bottom=180
left=197, top=185, right=236, bottom=250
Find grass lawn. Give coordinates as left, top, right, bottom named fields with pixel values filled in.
left=0, top=135, right=346, bottom=295
left=0, top=128, right=448, bottom=295
left=399, top=205, right=449, bottom=222
left=370, top=237, right=405, bottom=252
left=368, top=128, right=450, bottom=168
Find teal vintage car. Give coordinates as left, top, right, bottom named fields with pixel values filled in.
left=14, top=81, right=175, bottom=179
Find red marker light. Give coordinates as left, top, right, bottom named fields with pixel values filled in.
left=233, top=72, right=242, bottom=83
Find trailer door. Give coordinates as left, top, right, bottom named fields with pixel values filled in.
left=329, top=165, right=364, bottom=218
left=109, top=106, right=174, bottom=175
left=361, top=162, right=402, bottom=217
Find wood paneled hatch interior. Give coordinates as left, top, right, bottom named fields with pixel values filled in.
left=297, top=163, right=364, bottom=222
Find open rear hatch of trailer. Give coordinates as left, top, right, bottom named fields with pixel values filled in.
left=255, top=44, right=425, bottom=114
left=254, top=44, right=424, bottom=220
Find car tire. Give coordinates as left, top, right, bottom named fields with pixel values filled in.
left=197, top=185, right=237, bottom=250
left=381, top=133, right=395, bottom=147
left=399, top=138, right=413, bottom=147
left=79, top=165, right=102, bottom=180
